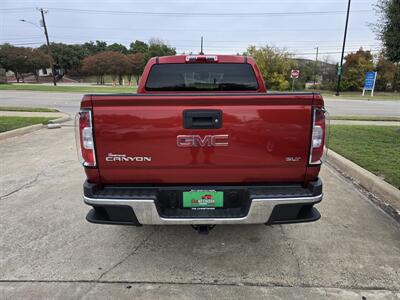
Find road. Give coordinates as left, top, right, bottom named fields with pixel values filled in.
left=324, top=97, right=400, bottom=117
left=0, top=90, right=399, bottom=117
left=1, top=127, right=399, bottom=299
left=0, top=91, right=81, bottom=116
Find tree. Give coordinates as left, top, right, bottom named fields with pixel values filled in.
left=293, top=58, right=322, bottom=89
left=82, top=52, right=107, bottom=85
left=129, top=40, right=148, bottom=54
left=128, top=39, right=175, bottom=68
left=393, top=64, right=400, bottom=91
left=107, top=43, right=128, bottom=54
left=375, top=0, right=400, bottom=62
left=246, top=45, right=297, bottom=90
left=104, top=52, right=130, bottom=85
left=0, top=45, right=28, bottom=82
left=0, top=45, right=50, bottom=82
left=341, top=48, right=374, bottom=91
left=82, top=40, right=107, bottom=56
left=375, top=53, right=397, bottom=91
left=147, top=38, right=176, bottom=59
left=28, top=49, right=52, bottom=81
left=82, top=51, right=130, bottom=86
left=126, top=53, right=145, bottom=85
left=320, top=56, right=338, bottom=90
left=40, top=43, right=87, bottom=75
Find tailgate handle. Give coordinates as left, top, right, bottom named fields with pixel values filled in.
left=183, top=110, right=222, bottom=129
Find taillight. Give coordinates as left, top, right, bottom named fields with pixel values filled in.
left=75, top=109, right=96, bottom=167
left=186, top=55, right=218, bottom=62
left=309, top=107, right=328, bottom=165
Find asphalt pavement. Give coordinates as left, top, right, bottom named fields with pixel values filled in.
left=324, top=97, right=400, bottom=117
left=0, top=91, right=81, bottom=116
left=0, top=90, right=399, bottom=117
left=0, top=127, right=399, bottom=299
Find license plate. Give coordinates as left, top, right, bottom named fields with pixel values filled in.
left=183, top=190, right=223, bottom=208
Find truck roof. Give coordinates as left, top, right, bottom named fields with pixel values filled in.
left=138, top=54, right=266, bottom=93
left=149, top=54, right=254, bottom=64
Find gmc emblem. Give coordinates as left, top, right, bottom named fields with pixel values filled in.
left=177, top=134, right=229, bottom=147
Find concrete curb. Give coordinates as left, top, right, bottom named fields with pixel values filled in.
left=0, top=124, right=44, bottom=141
left=327, top=150, right=400, bottom=220
left=48, top=114, right=71, bottom=124
left=0, top=113, right=72, bottom=141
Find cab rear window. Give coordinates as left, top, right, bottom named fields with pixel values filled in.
left=145, top=63, right=259, bottom=91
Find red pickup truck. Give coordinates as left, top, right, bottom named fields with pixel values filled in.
left=76, top=54, right=327, bottom=233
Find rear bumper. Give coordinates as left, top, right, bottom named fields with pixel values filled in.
left=83, top=179, right=323, bottom=226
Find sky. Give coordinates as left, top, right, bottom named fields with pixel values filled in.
left=0, top=0, right=381, bottom=62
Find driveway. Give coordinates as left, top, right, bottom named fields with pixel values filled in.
left=0, top=127, right=399, bottom=299
left=0, top=90, right=399, bottom=117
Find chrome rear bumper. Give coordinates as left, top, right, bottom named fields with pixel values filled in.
left=84, top=194, right=322, bottom=225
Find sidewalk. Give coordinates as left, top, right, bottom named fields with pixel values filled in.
left=0, top=111, right=67, bottom=118
left=331, top=120, right=400, bottom=126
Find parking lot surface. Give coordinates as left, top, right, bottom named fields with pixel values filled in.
left=1, top=127, right=399, bottom=299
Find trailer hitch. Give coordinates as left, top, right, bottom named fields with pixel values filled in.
left=191, top=225, right=216, bottom=234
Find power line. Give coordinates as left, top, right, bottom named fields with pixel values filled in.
left=0, top=7, right=36, bottom=11
left=48, top=24, right=371, bottom=33
left=0, top=37, right=379, bottom=51
left=44, top=7, right=372, bottom=17
left=3, top=35, right=377, bottom=45
left=293, top=49, right=380, bottom=55
left=3, top=42, right=44, bottom=46
left=0, top=39, right=378, bottom=50
left=3, top=40, right=379, bottom=55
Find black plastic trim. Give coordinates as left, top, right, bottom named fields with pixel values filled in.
left=266, top=205, right=321, bottom=225
left=84, top=179, right=322, bottom=199
left=86, top=205, right=142, bottom=226
left=183, top=109, right=222, bottom=129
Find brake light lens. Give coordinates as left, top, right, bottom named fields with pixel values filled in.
left=309, top=108, right=328, bottom=165
left=186, top=55, right=218, bottom=62
left=75, top=110, right=96, bottom=167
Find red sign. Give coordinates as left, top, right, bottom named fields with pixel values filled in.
left=291, top=70, right=300, bottom=78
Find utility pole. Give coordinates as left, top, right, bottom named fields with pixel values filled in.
left=200, top=36, right=204, bottom=55
left=38, top=8, right=57, bottom=86
left=336, top=0, right=351, bottom=96
left=313, top=46, right=319, bottom=90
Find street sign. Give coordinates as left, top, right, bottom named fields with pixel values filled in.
left=362, top=71, right=377, bottom=96
left=290, top=70, right=300, bottom=91
left=291, top=69, right=300, bottom=79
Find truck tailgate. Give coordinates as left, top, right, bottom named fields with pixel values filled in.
left=91, top=93, right=314, bottom=184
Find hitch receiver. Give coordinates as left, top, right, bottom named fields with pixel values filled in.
left=191, top=225, right=216, bottom=234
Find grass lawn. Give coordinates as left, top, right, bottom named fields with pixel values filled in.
left=329, top=125, right=400, bottom=188
left=0, top=116, right=56, bottom=133
left=321, top=91, right=400, bottom=101
left=0, top=84, right=137, bottom=93
left=330, top=115, right=400, bottom=122
left=0, top=106, right=59, bottom=112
